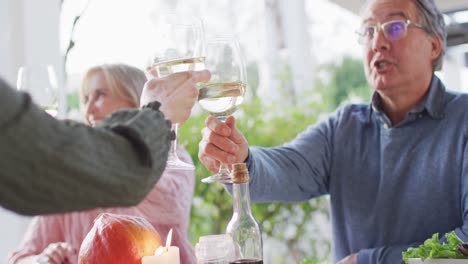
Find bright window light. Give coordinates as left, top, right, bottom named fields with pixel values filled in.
left=453, top=10, right=468, bottom=24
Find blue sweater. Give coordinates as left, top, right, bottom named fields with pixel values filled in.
left=246, top=76, right=468, bottom=263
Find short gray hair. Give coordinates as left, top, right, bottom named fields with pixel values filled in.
left=414, top=0, right=447, bottom=71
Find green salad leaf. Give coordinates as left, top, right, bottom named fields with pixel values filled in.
left=402, top=231, right=468, bottom=263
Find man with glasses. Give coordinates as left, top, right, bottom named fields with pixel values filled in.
left=198, top=0, right=463, bottom=263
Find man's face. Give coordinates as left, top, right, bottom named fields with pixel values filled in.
left=361, top=0, right=440, bottom=98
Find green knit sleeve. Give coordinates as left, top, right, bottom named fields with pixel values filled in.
left=0, top=78, right=171, bottom=215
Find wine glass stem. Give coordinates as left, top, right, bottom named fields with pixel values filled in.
left=171, top=123, right=179, bottom=154
left=166, top=122, right=195, bottom=170
left=218, top=163, right=230, bottom=176
left=217, top=116, right=230, bottom=177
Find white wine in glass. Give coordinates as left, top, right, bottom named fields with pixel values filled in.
left=152, top=57, right=205, bottom=76
left=200, top=37, right=247, bottom=184
left=16, top=65, right=59, bottom=117
left=198, top=81, right=245, bottom=118
left=150, top=14, right=205, bottom=170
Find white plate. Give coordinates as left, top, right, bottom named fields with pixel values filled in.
left=409, top=258, right=468, bottom=263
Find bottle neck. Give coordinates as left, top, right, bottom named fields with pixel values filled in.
left=232, top=182, right=252, bottom=216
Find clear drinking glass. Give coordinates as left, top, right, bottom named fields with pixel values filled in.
left=150, top=14, right=206, bottom=170
left=195, top=234, right=236, bottom=263
left=16, top=64, right=59, bottom=117
left=199, top=37, right=247, bottom=184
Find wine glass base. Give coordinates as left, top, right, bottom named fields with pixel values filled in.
left=166, top=158, right=195, bottom=170
left=201, top=174, right=233, bottom=184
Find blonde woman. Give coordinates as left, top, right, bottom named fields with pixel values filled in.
left=9, top=64, right=196, bottom=264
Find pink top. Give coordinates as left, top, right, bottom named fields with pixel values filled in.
left=8, top=148, right=196, bottom=264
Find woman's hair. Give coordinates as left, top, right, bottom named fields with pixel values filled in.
left=80, top=63, right=147, bottom=107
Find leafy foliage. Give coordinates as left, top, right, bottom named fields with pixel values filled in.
left=179, top=98, right=331, bottom=263
left=64, top=55, right=368, bottom=263
left=402, top=231, right=468, bottom=263
left=179, top=56, right=369, bottom=263
left=315, top=56, right=370, bottom=111
left=67, top=91, right=80, bottom=111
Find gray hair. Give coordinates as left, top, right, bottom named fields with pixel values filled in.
left=361, top=0, right=447, bottom=71
left=414, top=0, right=447, bottom=71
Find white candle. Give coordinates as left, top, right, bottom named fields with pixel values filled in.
left=141, top=229, right=180, bottom=264
left=141, top=246, right=180, bottom=264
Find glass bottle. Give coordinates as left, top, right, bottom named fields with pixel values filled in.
left=226, top=163, right=263, bottom=264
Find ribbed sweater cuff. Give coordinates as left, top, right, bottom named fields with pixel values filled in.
left=99, top=108, right=172, bottom=170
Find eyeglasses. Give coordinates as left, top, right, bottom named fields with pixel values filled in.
left=356, top=19, right=425, bottom=45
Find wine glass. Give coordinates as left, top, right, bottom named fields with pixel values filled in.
left=199, top=37, right=247, bottom=184
left=149, top=14, right=206, bottom=170
left=16, top=64, right=59, bottom=117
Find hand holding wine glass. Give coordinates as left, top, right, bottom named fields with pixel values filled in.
left=16, top=64, right=59, bottom=117
left=198, top=115, right=250, bottom=173
left=199, top=37, right=247, bottom=184
left=149, top=14, right=206, bottom=170
left=141, top=70, right=211, bottom=125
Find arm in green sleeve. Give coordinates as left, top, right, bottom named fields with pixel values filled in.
left=0, top=77, right=171, bottom=215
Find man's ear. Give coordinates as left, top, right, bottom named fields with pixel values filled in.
left=430, top=34, right=443, bottom=61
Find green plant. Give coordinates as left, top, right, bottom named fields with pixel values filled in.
left=316, top=56, right=370, bottom=111
left=62, top=52, right=369, bottom=263
left=67, top=90, right=80, bottom=111
left=180, top=97, right=331, bottom=263
left=180, top=56, right=370, bottom=263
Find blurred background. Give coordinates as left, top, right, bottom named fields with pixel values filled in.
left=1, top=0, right=467, bottom=263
